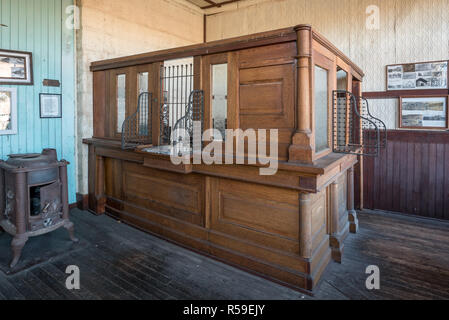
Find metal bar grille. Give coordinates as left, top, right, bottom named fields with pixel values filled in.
left=121, top=92, right=152, bottom=149
left=360, top=97, right=388, bottom=149
left=172, top=89, right=204, bottom=142
left=159, top=63, right=196, bottom=145
left=333, top=90, right=384, bottom=157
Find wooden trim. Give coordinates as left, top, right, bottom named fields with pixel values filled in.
left=75, top=193, right=89, bottom=210
left=90, top=27, right=297, bottom=72
left=364, top=89, right=449, bottom=99
left=201, top=0, right=242, bottom=10
left=398, top=95, right=449, bottom=130
left=203, top=14, right=207, bottom=43
left=309, top=27, right=364, bottom=79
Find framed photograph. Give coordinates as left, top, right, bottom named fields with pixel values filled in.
left=0, top=49, right=33, bottom=85
left=0, top=87, right=18, bottom=135
left=40, top=93, right=62, bottom=118
left=386, top=60, right=448, bottom=91
left=399, top=96, right=448, bottom=129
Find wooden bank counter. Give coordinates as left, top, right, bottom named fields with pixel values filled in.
left=84, top=25, right=363, bottom=292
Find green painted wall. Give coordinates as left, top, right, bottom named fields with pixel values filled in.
left=0, top=0, right=76, bottom=203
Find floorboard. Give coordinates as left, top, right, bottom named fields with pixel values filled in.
left=0, top=208, right=448, bottom=300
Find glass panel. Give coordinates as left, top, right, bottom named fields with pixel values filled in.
left=137, top=72, right=149, bottom=136
left=117, top=74, right=126, bottom=132
left=337, top=68, right=348, bottom=90
left=138, top=72, right=149, bottom=94
left=0, top=90, right=12, bottom=131
left=315, top=65, right=329, bottom=153
left=212, top=63, right=228, bottom=141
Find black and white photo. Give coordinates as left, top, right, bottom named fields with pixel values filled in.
left=0, top=87, right=17, bottom=135
left=387, top=60, right=448, bottom=90
left=0, top=50, right=33, bottom=85
left=400, top=96, right=448, bottom=129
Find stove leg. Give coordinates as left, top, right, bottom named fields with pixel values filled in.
left=10, top=234, right=28, bottom=268
left=64, top=220, right=79, bottom=243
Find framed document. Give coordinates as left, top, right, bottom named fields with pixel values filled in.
left=40, top=93, right=62, bottom=118
left=387, top=60, right=448, bottom=91
left=399, top=96, right=448, bottom=129
left=0, top=87, right=18, bottom=135
left=0, top=49, right=33, bottom=85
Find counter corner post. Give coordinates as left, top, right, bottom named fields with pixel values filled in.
left=329, top=180, right=346, bottom=263
left=347, top=166, right=359, bottom=234
left=299, top=192, right=313, bottom=260
left=289, top=25, right=314, bottom=164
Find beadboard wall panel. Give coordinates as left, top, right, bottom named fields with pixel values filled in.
left=0, top=0, right=76, bottom=203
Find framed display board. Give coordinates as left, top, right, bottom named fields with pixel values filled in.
left=399, top=95, right=448, bottom=129
left=0, top=87, right=18, bottom=135
left=0, top=49, right=33, bottom=85
left=40, top=93, right=62, bottom=118
left=387, top=60, right=448, bottom=91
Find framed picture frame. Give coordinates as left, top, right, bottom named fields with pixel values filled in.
left=40, top=93, right=62, bottom=118
left=399, top=95, right=448, bottom=130
left=386, top=60, right=448, bottom=91
left=0, top=87, right=18, bottom=135
left=0, top=49, right=33, bottom=85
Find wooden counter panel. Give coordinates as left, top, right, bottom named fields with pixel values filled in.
left=210, top=178, right=300, bottom=253
left=122, top=162, right=205, bottom=226
left=239, top=61, right=295, bottom=162
left=239, top=64, right=295, bottom=129
left=104, top=158, right=123, bottom=200
left=238, top=42, right=297, bottom=69
left=240, top=82, right=283, bottom=115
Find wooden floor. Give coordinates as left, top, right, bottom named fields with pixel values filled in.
left=0, top=208, right=448, bottom=300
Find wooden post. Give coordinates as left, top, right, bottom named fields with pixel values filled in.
left=152, top=62, right=163, bottom=146
left=95, top=155, right=106, bottom=215
left=347, top=166, right=359, bottom=233
left=289, top=25, right=314, bottom=164
left=329, top=181, right=343, bottom=263
left=299, top=192, right=312, bottom=259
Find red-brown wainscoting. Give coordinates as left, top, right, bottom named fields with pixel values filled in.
left=364, top=130, right=449, bottom=220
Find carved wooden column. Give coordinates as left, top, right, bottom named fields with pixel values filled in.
left=94, top=155, right=106, bottom=215
left=299, top=193, right=312, bottom=259
left=329, top=181, right=343, bottom=263
left=289, top=24, right=314, bottom=164
left=347, top=166, right=359, bottom=233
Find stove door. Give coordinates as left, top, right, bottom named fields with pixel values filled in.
left=29, top=182, right=63, bottom=232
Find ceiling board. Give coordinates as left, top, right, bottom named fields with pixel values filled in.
left=185, top=0, right=243, bottom=9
